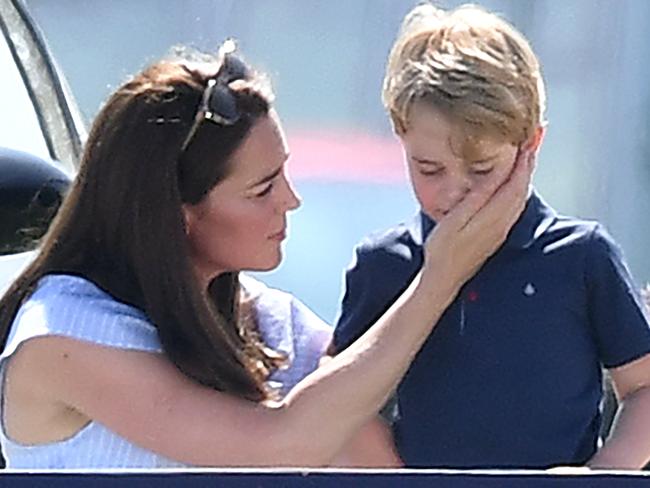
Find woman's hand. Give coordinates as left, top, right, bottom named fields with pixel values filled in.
left=422, top=147, right=535, bottom=294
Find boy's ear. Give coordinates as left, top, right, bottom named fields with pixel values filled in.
left=527, top=125, right=546, bottom=153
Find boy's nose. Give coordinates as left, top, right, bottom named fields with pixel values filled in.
left=439, top=178, right=471, bottom=213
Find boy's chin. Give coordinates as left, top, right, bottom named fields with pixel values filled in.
left=421, top=208, right=445, bottom=223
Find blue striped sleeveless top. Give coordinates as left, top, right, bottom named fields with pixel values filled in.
left=0, top=274, right=331, bottom=468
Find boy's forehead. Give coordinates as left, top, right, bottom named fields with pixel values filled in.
left=405, top=103, right=509, bottom=161
left=405, top=104, right=456, bottom=153
left=408, top=103, right=452, bottom=133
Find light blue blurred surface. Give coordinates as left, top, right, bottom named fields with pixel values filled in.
left=15, top=0, right=650, bottom=321
left=252, top=181, right=417, bottom=323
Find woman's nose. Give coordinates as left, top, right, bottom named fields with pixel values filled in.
left=278, top=173, right=301, bottom=212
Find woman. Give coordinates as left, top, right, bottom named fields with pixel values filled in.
left=0, top=42, right=533, bottom=468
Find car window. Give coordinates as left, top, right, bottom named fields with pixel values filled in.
left=0, top=0, right=83, bottom=293
left=0, top=27, right=49, bottom=160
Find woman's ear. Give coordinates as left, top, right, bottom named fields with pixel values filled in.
left=181, top=204, right=194, bottom=236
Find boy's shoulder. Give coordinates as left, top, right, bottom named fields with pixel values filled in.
left=354, top=211, right=429, bottom=262
left=351, top=195, right=619, bottom=268
left=538, top=211, right=613, bottom=255
left=355, top=199, right=604, bottom=254
left=542, top=212, right=598, bottom=239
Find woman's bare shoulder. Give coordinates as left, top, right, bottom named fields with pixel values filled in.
left=5, top=334, right=289, bottom=466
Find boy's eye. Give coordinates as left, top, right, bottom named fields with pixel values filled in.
left=471, top=168, right=494, bottom=176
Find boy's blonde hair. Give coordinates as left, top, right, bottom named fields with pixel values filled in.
left=383, top=3, right=546, bottom=148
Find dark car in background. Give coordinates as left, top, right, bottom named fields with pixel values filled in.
left=0, top=0, right=84, bottom=293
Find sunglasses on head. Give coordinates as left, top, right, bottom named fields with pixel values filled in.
left=180, top=40, right=250, bottom=152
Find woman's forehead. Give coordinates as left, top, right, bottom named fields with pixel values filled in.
left=222, top=114, right=288, bottom=187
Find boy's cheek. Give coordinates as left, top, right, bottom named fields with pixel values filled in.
left=475, top=161, right=516, bottom=191
left=410, top=176, right=442, bottom=219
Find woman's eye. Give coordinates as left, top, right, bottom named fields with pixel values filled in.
left=419, top=168, right=443, bottom=176
left=472, top=168, right=494, bottom=176
left=254, top=184, right=273, bottom=198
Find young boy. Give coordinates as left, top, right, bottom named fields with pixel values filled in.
left=333, top=3, right=650, bottom=469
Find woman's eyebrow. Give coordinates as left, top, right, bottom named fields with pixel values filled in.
left=247, top=164, right=283, bottom=189
left=413, top=157, right=443, bottom=166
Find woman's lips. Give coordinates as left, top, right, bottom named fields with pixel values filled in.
left=268, top=229, right=286, bottom=241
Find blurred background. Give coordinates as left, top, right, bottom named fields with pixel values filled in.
left=23, top=0, right=650, bottom=323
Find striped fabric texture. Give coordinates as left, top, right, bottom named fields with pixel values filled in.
left=0, top=274, right=332, bottom=469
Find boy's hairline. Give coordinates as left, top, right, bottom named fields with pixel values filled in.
left=383, top=2, right=547, bottom=149
left=391, top=98, right=545, bottom=148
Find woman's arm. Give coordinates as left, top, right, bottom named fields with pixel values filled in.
left=316, top=357, right=402, bottom=467
left=331, top=418, right=402, bottom=467
left=10, top=149, right=533, bottom=467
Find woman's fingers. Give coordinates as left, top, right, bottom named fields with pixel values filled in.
left=461, top=148, right=532, bottom=237
left=421, top=147, right=534, bottom=288
left=442, top=147, right=532, bottom=234
left=442, top=152, right=521, bottom=234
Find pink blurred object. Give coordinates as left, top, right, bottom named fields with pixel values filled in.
left=287, top=130, right=407, bottom=184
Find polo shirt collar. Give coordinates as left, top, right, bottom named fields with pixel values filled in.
left=413, top=189, right=557, bottom=250
left=507, top=189, right=557, bottom=249
left=409, top=210, right=433, bottom=247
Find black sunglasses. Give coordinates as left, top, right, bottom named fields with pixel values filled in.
left=180, top=42, right=249, bottom=152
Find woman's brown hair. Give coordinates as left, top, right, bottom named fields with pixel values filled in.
left=0, top=47, right=282, bottom=401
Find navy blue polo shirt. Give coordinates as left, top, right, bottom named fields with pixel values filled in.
left=333, top=191, right=650, bottom=468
